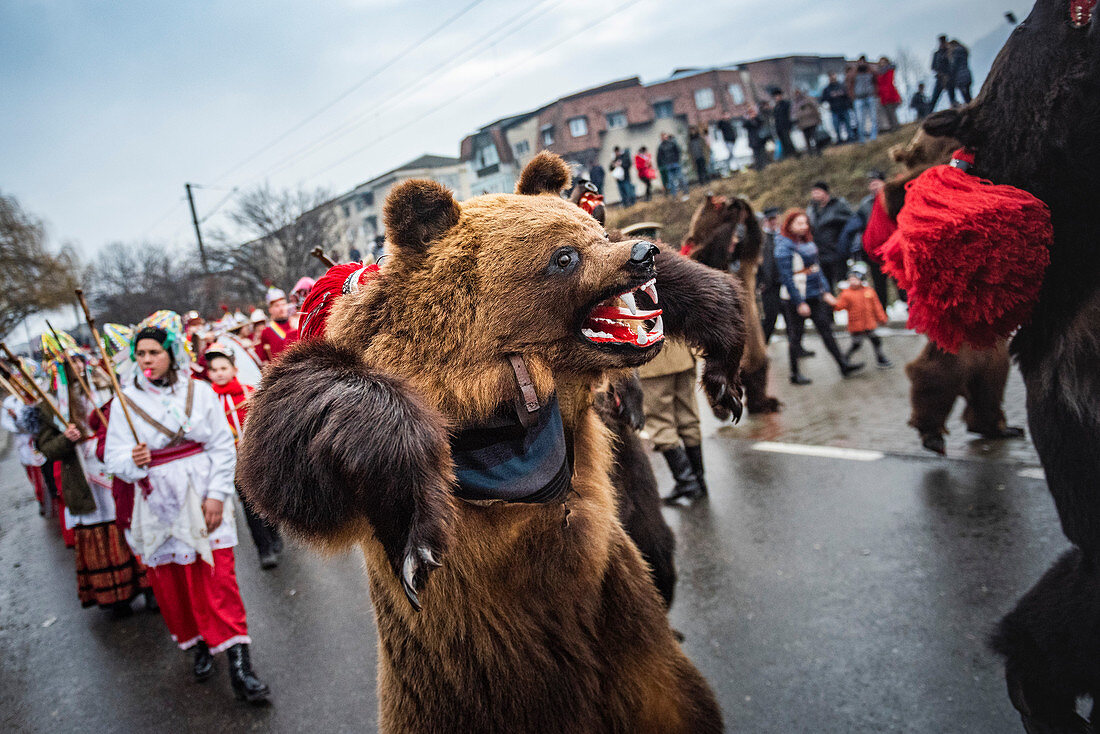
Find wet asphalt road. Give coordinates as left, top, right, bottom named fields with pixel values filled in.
left=0, top=334, right=1066, bottom=733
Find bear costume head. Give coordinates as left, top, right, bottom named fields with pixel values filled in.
left=239, top=151, right=741, bottom=732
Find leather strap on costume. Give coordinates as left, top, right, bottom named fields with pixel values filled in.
left=136, top=440, right=204, bottom=498
left=127, top=379, right=195, bottom=445
left=508, top=354, right=541, bottom=429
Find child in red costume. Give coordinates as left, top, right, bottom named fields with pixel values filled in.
left=205, top=345, right=283, bottom=569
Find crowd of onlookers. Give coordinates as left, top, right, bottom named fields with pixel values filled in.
left=588, top=34, right=973, bottom=204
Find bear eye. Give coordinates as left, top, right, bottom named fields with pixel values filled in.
left=549, top=247, right=580, bottom=274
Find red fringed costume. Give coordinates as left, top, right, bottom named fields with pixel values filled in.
left=873, top=149, right=1053, bottom=351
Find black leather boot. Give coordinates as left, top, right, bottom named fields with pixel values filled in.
left=661, top=446, right=703, bottom=505
left=227, top=643, right=271, bottom=703
left=684, top=444, right=708, bottom=498
left=192, top=641, right=215, bottom=681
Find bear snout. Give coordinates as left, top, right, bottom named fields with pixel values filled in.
left=629, top=241, right=659, bottom=268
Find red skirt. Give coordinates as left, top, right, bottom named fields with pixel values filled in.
left=74, top=521, right=149, bottom=608
left=25, top=465, right=46, bottom=506
left=144, top=548, right=250, bottom=654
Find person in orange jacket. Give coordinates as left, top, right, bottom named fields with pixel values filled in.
left=834, top=263, right=893, bottom=368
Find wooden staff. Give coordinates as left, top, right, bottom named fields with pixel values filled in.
left=74, top=289, right=140, bottom=442
left=310, top=246, right=336, bottom=267
left=0, top=343, right=68, bottom=427
left=0, top=372, right=30, bottom=404
left=0, top=365, right=35, bottom=403
left=46, top=320, right=108, bottom=429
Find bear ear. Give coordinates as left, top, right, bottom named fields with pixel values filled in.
left=515, top=151, right=571, bottom=196
left=383, top=179, right=461, bottom=254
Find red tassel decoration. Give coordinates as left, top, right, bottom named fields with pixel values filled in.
left=298, top=262, right=380, bottom=340
left=871, top=149, right=1052, bottom=352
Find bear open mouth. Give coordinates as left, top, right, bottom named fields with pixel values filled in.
left=579, top=278, right=664, bottom=348
left=1071, top=0, right=1096, bottom=27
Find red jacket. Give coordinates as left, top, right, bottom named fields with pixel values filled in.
left=834, top=284, right=888, bottom=332
left=634, top=152, right=656, bottom=181
left=877, top=68, right=902, bottom=105
left=211, top=378, right=253, bottom=445
left=257, top=320, right=298, bottom=363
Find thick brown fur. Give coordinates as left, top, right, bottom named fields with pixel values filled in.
left=684, top=194, right=779, bottom=414
left=887, top=126, right=1022, bottom=453
left=240, top=152, right=740, bottom=732
left=912, top=3, right=1100, bottom=730
left=595, top=371, right=677, bottom=608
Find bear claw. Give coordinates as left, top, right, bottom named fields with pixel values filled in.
left=401, top=543, right=443, bottom=612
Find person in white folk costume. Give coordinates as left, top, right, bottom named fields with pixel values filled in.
left=1, top=389, right=49, bottom=516
left=35, top=333, right=152, bottom=617
left=104, top=310, right=270, bottom=704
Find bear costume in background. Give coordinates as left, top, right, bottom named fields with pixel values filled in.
left=895, top=2, right=1100, bottom=730
left=683, top=193, right=781, bottom=414
left=239, top=153, right=746, bottom=732
left=885, top=129, right=1024, bottom=455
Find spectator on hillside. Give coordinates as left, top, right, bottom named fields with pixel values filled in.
left=876, top=56, right=902, bottom=132
left=717, top=118, right=739, bottom=169
left=611, top=146, right=636, bottom=207
left=909, top=82, right=932, bottom=119
left=634, top=146, right=657, bottom=202
left=821, top=71, right=855, bottom=143
left=656, top=132, right=688, bottom=198
left=688, top=126, right=711, bottom=182
left=807, top=181, right=854, bottom=288
left=589, top=162, right=605, bottom=194
left=793, top=89, right=823, bottom=156
left=850, top=57, right=878, bottom=142
left=741, top=106, right=772, bottom=171
left=950, top=40, right=973, bottom=104
left=349, top=246, right=362, bottom=262
left=770, top=88, right=798, bottom=160
left=930, top=35, right=956, bottom=109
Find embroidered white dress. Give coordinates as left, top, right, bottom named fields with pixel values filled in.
left=104, top=375, right=237, bottom=567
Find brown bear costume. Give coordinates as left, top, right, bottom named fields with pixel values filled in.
left=910, top=1, right=1100, bottom=730
left=684, top=194, right=781, bottom=414
left=885, top=131, right=1024, bottom=454
left=239, top=153, right=746, bottom=732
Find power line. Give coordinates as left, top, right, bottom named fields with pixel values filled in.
left=207, top=0, right=490, bottom=186
left=138, top=198, right=187, bottom=241
left=303, top=0, right=650, bottom=184
left=248, top=0, right=561, bottom=182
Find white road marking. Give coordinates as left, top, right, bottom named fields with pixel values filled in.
left=752, top=442, right=884, bottom=462
left=1017, top=467, right=1046, bottom=480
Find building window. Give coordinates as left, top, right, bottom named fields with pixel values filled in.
left=653, top=100, right=674, bottom=119
left=606, top=111, right=627, bottom=129
left=475, top=144, right=499, bottom=169
left=541, top=125, right=554, bottom=146
left=513, top=139, right=530, bottom=156
left=728, top=84, right=745, bottom=105
left=568, top=117, right=588, bottom=137
left=694, top=87, right=715, bottom=110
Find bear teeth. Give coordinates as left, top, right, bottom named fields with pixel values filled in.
left=642, top=280, right=658, bottom=304
left=620, top=292, right=638, bottom=315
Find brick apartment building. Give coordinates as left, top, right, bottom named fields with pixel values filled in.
left=460, top=55, right=850, bottom=205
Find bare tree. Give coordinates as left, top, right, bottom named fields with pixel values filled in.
left=86, top=242, right=203, bottom=325
left=208, top=183, right=334, bottom=295
left=0, top=193, right=82, bottom=339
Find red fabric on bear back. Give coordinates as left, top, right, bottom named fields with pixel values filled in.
left=298, top=262, right=380, bottom=340
left=869, top=150, right=1052, bottom=352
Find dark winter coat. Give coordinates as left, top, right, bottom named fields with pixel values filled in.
left=34, top=404, right=95, bottom=515
left=821, top=81, right=852, bottom=112
left=717, top=119, right=737, bottom=143
left=931, top=46, right=951, bottom=77
left=950, top=45, right=972, bottom=86
left=772, top=100, right=793, bottom=133
left=759, top=228, right=780, bottom=288
left=808, top=196, right=855, bottom=263
left=656, top=138, right=681, bottom=167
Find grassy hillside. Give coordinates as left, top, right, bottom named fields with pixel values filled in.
left=607, top=124, right=919, bottom=246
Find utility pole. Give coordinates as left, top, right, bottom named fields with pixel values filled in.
left=185, top=183, right=209, bottom=274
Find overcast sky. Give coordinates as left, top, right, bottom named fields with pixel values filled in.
left=2, top=0, right=1020, bottom=261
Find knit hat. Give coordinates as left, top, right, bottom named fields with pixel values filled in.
left=811, top=181, right=830, bottom=193
left=848, top=262, right=869, bottom=279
